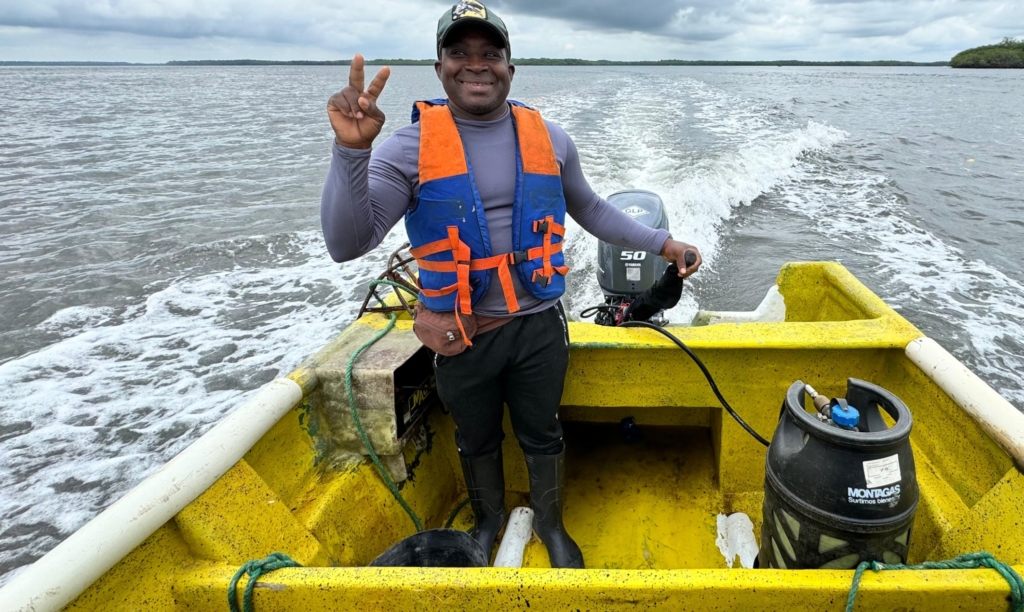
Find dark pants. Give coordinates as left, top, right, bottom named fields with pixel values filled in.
left=433, top=302, right=570, bottom=457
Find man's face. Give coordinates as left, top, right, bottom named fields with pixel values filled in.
left=435, top=25, right=514, bottom=120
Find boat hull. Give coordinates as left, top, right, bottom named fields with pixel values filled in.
left=4, top=262, right=1023, bottom=612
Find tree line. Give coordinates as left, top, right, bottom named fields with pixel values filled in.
left=951, top=38, right=1024, bottom=68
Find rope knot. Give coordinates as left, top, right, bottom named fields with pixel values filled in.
left=228, top=552, right=302, bottom=612
left=846, top=551, right=1023, bottom=612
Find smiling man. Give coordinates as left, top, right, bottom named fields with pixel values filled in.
left=321, top=0, right=702, bottom=569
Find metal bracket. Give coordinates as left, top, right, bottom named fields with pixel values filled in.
left=357, top=243, right=419, bottom=318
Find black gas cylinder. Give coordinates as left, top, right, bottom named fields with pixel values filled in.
left=759, top=379, right=918, bottom=570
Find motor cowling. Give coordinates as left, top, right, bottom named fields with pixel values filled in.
left=597, top=190, right=670, bottom=298
left=759, top=379, right=918, bottom=570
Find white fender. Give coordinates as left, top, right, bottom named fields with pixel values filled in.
left=906, top=337, right=1024, bottom=469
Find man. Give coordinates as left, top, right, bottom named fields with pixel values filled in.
left=321, top=0, right=702, bottom=569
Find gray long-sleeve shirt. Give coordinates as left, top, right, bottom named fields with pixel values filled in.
left=321, top=104, right=670, bottom=317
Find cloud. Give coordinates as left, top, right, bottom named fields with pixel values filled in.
left=0, top=0, right=441, bottom=56
left=491, top=0, right=738, bottom=41
left=492, top=0, right=691, bottom=32
left=0, top=0, right=1022, bottom=62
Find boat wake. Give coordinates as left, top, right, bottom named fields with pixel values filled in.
left=775, top=155, right=1024, bottom=409
left=0, top=229, right=409, bottom=583
left=535, top=73, right=847, bottom=322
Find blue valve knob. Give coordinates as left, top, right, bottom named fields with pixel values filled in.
left=831, top=401, right=860, bottom=428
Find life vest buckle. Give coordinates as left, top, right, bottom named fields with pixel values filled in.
left=532, top=219, right=550, bottom=234
left=532, top=270, right=551, bottom=288
left=508, top=250, right=529, bottom=265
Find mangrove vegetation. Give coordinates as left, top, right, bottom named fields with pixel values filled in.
left=951, top=38, right=1024, bottom=68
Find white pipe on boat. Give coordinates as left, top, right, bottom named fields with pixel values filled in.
left=492, top=507, right=535, bottom=568
left=0, top=377, right=304, bottom=612
left=691, top=285, right=786, bottom=326
left=906, top=337, right=1024, bottom=469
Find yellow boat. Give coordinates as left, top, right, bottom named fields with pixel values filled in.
left=4, top=262, right=1023, bottom=612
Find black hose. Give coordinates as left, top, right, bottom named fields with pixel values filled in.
left=619, top=320, right=771, bottom=447
left=579, top=304, right=620, bottom=319
left=444, top=497, right=472, bottom=529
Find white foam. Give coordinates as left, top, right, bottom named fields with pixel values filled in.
left=776, top=156, right=1024, bottom=408
left=0, top=229, right=411, bottom=580
left=36, top=306, right=119, bottom=335
left=534, top=73, right=846, bottom=323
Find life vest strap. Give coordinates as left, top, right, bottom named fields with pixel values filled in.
left=419, top=283, right=457, bottom=298
left=495, top=258, right=520, bottom=313
left=416, top=244, right=562, bottom=273
left=525, top=242, right=561, bottom=262
left=411, top=226, right=522, bottom=319
left=532, top=266, right=570, bottom=288
left=410, top=236, right=462, bottom=259
left=531, top=218, right=565, bottom=237
left=532, top=215, right=568, bottom=285
left=466, top=253, right=521, bottom=313
left=411, top=215, right=572, bottom=316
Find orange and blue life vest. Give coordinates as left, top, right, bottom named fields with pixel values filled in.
left=406, top=99, right=569, bottom=341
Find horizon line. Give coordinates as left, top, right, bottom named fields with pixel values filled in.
left=1, top=58, right=952, bottom=67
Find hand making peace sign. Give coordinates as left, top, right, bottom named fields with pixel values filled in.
left=327, top=54, right=391, bottom=150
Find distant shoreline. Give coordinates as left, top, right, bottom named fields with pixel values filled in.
left=2, top=59, right=950, bottom=67
left=950, top=38, right=1024, bottom=68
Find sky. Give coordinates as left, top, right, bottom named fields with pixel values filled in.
left=0, top=0, right=1022, bottom=63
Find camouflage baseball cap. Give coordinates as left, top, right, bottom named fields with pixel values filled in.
left=436, top=1, right=510, bottom=59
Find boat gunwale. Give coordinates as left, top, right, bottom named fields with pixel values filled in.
left=170, top=563, right=1024, bottom=609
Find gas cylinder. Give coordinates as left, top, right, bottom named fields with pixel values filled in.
left=759, top=379, right=918, bottom=569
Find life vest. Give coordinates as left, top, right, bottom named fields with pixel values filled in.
left=405, top=99, right=569, bottom=343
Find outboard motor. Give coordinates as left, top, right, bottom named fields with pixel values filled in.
left=760, top=379, right=918, bottom=570
left=590, top=190, right=673, bottom=326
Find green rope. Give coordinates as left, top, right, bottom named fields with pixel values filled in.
left=223, top=282, right=422, bottom=611
left=444, top=496, right=472, bottom=529
left=846, top=551, right=1024, bottom=612
left=346, top=279, right=424, bottom=532
left=227, top=552, right=301, bottom=612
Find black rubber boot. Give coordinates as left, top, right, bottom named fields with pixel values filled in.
left=526, top=450, right=584, bottom=568
left=459, top=447, right=507, bottom=556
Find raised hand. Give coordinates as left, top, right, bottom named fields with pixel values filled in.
left=327, top=54, right=391, bottom=149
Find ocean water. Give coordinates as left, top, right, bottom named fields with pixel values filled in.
left=1, top=65, right=1022, bottom=584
